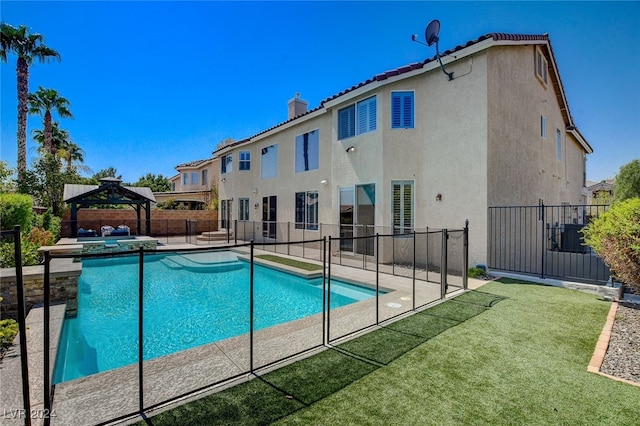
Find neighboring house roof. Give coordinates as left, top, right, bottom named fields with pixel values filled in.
left=586, top=179, right=615, bottom=192
left=213, top=32, right=592, bottom=156
left=176, top=158, right=216, bottom=169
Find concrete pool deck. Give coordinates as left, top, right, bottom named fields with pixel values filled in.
left=2, top=248, right=476, bottom=425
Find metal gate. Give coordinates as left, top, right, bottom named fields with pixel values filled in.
left=488, top=202, right=610, bottom=284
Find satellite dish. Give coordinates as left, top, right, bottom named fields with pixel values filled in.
left=411, top=19, right=453, bottom=81
left=425, top=19, right=440, bottom=47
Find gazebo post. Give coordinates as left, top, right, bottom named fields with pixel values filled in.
left=71, top=203, right=78, bottom=237
left=136, top=204, right=142, bottom=236
left=145, top=201, right=151, bottom=236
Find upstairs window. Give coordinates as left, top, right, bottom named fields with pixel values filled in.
left=239, top=151, right=251, bottom=171
left=182, top=173, right=189, bottom=185
left=202, top=169, right=208, bottom=185
left=556, top=129, right=562, bottom=161
left=191, top=172, right=199, bottom=185
left=338, top=96, right=376, bottom=139
left=391, top=91, right=414, bottom=129
left=295, top=129, right=319, bottom=173
left=221, top=154, right=232, bottom=174
left=261, top=144, right=278, bottom=179
left=540, top=116, right=547, bottom=139
left=535, top=47, right=548, bottom=86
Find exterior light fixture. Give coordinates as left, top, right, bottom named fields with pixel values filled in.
left=321, top=179, right=328, bottom=185
left=346, top=146, right=356, bottom=153
left=252, top=188, right=258, bottom=194
left=221, top=178, right=226, bottom=183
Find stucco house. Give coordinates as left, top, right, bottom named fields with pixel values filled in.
left=213, top=32, right=593, bottom=267
left=154, top=158, right=219, bottom=210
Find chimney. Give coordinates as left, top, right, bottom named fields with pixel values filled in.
left=288, top=92, right=308, bottom=120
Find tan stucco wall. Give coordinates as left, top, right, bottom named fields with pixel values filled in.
left=486, top=45, right=587, bottom=207
left=217, top=43, right=588, bottom=267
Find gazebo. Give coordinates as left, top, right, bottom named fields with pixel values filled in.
left=63, top=177, right=156, bottom=237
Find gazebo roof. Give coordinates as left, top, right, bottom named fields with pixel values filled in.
left=63, top=177, right=156, bottom=204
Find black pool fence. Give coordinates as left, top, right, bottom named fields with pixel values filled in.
left=5, top=222, right=468, bottom=426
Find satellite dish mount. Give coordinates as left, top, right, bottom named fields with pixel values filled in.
left=412, top=19, right=454, bottom=81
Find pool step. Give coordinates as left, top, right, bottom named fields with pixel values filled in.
left=160, top=255, right=243, bottom=273
left=197, top=230, right=233, bottom=242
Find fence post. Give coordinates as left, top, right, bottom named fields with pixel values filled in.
left=249, top=240, right=255, bottom=372
left=43, top=251, right=51, bottom=426
left=540, top=200, right=545, bottom=279
left=441, top=229, right=448, bottom=299
left=13, top=226, right=31, bottom=426
left=463, top=220, right=469, bottom=290
left=375, top=233, right=379, bottom=325
left=412, top=230, right=416, bottom=310
left=392, top=229, right=395, bottom=276
left=327, top=237, right=332, bottom=343
left=138, top=247, right=145, bottom=414
left=322, top=237, right=327, bottom=345
left=287, top=222, right=291, bottom=255
left=234, top=219, right=238, bottom=245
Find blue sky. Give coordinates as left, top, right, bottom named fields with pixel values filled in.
left=1, top=1, right=638, bottom=184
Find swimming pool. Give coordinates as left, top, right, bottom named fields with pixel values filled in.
left=53, top=251, right=380, bottom=383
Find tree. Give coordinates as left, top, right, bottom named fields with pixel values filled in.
left=133, top=173, right=171, bottom=192
left=0, top=161, right=16, bottom=192
left=0, top=23, right=60, bottom=183
left=91, top=167, right=122, bottom=183
left=582, top=198, right=640, bottom=292
left=28, top=86, right=73, bottom=155
left=19, top=153, right=68, bottom=216
left=614, top=159, right=640, bottom=203
left=33, top=122, right=89, bottom=173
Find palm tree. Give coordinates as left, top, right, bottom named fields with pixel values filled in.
left=32, top=122, right=89, bottom=173
left=32, top=121, right=69, bottom=154
left=28, top=86, right=73, bottom=155
left=0, top=23, right=60, bottom=181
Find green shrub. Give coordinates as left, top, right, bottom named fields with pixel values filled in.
left=0, top=297, right=19, bottom=353
left=0, top=193, right=34, bottom=233
left=468, top=267, right=489, bottom=279
left=0, top=239, right=40, bottom=268
left=582, top=198, right=640, bottom=292
left=41, top=210, right=61, bottom=240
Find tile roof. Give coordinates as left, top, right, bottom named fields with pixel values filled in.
left=176, top=159, right=210, bottom=168
left=214, top=32, right=588, bottom=154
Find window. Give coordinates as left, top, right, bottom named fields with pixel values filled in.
left=556, top=129, right=562, bottom=161
left=392, top=181, right=413, bottom=234
left=535, top=47, right=548, bottom=86
left=295, top=129, right=319, bottom=172
left=260, top=144, right=278, bottom=179
left=295, top=191, right=318, bottom=230
left=221, top=154, right=232, bottom=174
left=172, top=182, right=176, bottom=191
left=239, top=198, right=250, bottom=221
left=191, top=172, right=198, bottom=185
left=182, top=173, right=189, bottom=185
left=202, top=169, right=208, bottom=186
left=338, top=96, right=376, bottom=139
left=239, top=151, right=251, bottom=170
left=391, top=92, right=414, bottom=129
left=540, top=116, right=546, bottom=139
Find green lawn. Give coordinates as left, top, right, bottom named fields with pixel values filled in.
left=255, top=254, right=324, bottom=271
left=142, top=279, right=639, bottom=425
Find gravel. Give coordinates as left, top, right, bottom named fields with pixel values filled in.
left=600, top=302, right=640, bottom=384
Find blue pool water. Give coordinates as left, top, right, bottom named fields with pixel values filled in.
left=53, top=251, right=379, bottom=383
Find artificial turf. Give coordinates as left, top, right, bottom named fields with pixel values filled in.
left=255, top=254, right=324, bottom=271
left=141, top=279, right=639, bottom=425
